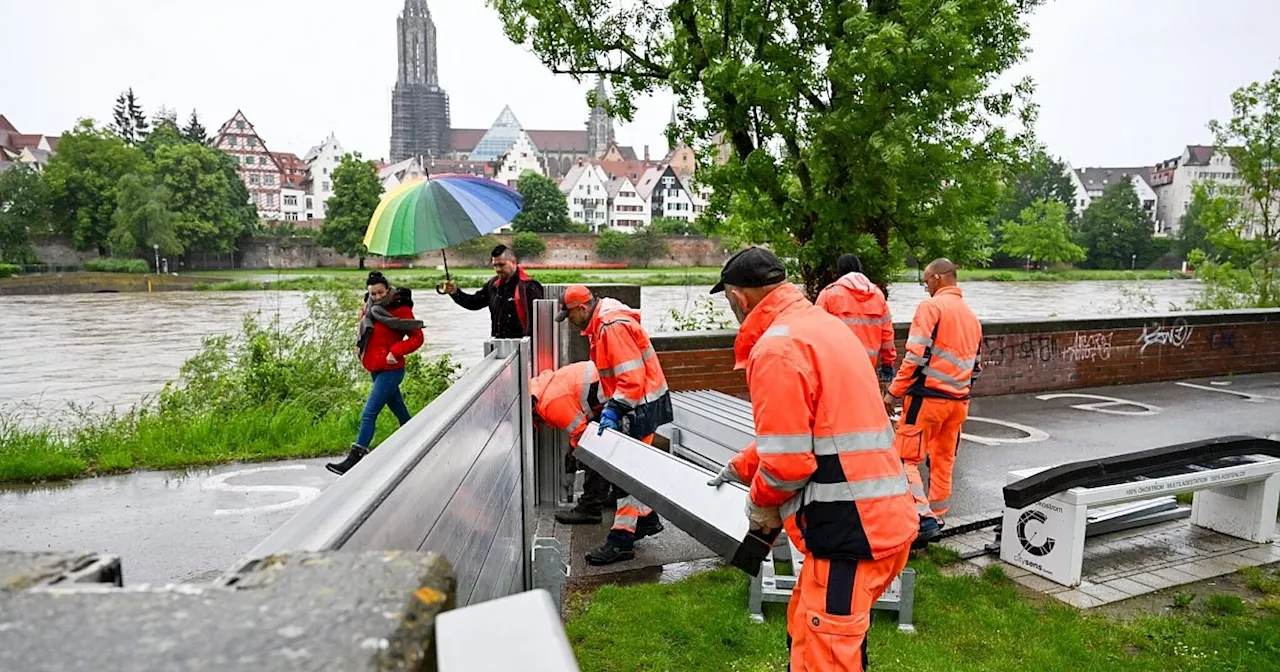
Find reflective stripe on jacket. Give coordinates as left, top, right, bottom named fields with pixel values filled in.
left=814, top=271, right=897, bottom=370
left=727, top=284, right=917, bottom=561
left=888, top=286, right=983, bottom=400
left=530, top=361, right=603, bottom=448
left=584, top=298, right=673, bottom=438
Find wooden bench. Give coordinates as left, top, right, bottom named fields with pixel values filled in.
left=1000, top=436, right=1280, bottom=587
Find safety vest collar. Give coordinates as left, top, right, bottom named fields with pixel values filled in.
left=581, top=297, right=639, bottom=339
left=933, top=285, right=964, bottom=299
left=733, top=284, right=809, bottom=370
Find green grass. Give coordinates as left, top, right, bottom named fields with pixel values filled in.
left=84, top=258, right=150, bottom=274
left=192, top=268, right=724, bottom=291
left=947, top=268, right=1187, bottom=282
left=566, top=560, right=1280, bottom=672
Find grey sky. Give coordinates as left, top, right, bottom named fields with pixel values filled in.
left=2, top=1, right=1277, bottom=168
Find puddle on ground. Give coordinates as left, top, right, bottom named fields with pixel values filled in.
left=568, top=557, right=725, bottom=594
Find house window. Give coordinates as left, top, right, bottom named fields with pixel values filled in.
left=259, top=156, right=268, bottom=165
left=236, top=120, right=245, bottom=129
left=284, top=194, right=297, bottom=206
left=243, top=156, right=253, bottom=165
left=323, top=168, right=327, bottom=175
left=322, top=181, right=330, bottom=191
left=285, top=212, right=299, bottom=221
left=306, top=196, right=313, bottom=208
left=265, top=174, right=275, bottom=185
left=267, top=194, right=276, bottom=206
left=249, top=175, right=260, bottom=185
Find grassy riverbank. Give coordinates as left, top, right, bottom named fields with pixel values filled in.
left=185, top=267, right=1188, bottom=292
left=0, top=291, right=458, bottom=483
left=566, top=556, right=1280, bottom=672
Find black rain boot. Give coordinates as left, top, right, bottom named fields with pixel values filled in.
left=587, top=530, right=637, bottom=566
left=555, top=503, right=604, bottom=525
left=912, top=516, right=941, bottom=550
left=326, top=444, right=368, bottom=476
left=635, top=513, right=664, bottom=540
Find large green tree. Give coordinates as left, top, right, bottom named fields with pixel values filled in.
left=182, top=110, right=210, bottom=145
left=0, top=165, right=49, bottom=263
left=1191, top=66, right=1280, bottom=308
left=651, top=216, right=704, bottom=236
left=595, top=229, right=630, bottom=260
left=510, top=170, right=580, bottom=233
left=152, top=142, right=255, bottom=253
left=44, top=120, right=147, bottom=252
left=998, top=199, right=1084, bottom=268
left=110, top=88, right=148, bottom=146
left=989, top=149, right=1078, bottom=266
left=626, top=226, right=670, bottom=267
left=319, top=153, right=382, bottom=268
left=1077, top=180, right=1153, bottom=270
left=490, top=0, right=1038, bottom=293
left=109, top=174, right=182, bottom=260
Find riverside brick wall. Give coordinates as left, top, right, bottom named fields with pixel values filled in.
left=651, top=309, right=1280, bottom=399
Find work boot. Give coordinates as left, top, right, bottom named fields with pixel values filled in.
left=326, top=444, right=368, bottom=476
left=635, top=514, right=664, bottom=540
left=912, top=516, right=941, bottom=550
left=555, top=503, right=603, bottom=525
left=585, top=542, right=635, bottom=566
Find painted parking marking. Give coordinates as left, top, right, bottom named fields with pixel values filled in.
left=203, top=465, right=321, bottom=516
left=961, top=416, right=1050, bottom=446
left=1035, top=393, right=1163, bottom=416
left=1175, top=381, right=1278, bottom=403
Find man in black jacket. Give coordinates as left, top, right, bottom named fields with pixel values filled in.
left=443, top=245, right=545, bottom=338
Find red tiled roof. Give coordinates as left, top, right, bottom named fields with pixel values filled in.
left=9, top=134, right=43, bottom=151
left=595, top=159, right=657, bottom=182
left=0, top=115, right=16, bottom=134
left=450, top=129, right=486, bottom=151
left=1185, top=145, right=1215, bottom=166
left=528, top=129, right=588, bottom=152
left=45, top=136, right=59, bottom=152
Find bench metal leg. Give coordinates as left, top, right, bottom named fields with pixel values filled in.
left=896, top=568, right=916, bottom=633
left=748, top=570, right=765, bottom=623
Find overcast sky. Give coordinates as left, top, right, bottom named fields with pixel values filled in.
left=2, top=1, right=1277, bottom=167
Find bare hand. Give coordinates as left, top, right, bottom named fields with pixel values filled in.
left=443, top=280, right=458, bottom=295
left=386, top=352, right=398, bottom=366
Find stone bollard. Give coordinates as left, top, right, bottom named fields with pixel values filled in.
left=0, top=549, right=456, bottom=672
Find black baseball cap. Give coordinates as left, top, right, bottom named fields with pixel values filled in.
left=710, top=247, right=787, bottom=294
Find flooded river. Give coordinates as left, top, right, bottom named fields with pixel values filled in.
left=0, top=280, right=1201, bottom=418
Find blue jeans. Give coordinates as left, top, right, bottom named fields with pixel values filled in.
left=355, top=368, right=411, bottom=448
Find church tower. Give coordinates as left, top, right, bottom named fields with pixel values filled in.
left=389, top=0, right=451, bottom=162
left=585, top=78, right=615, bottom=160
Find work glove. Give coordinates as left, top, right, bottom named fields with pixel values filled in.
left=706, top=464, right=744, bottom=488
left=878, top=364, right=894, bottom=384
left=597, top=408, right=622, bottom=435
left=744, top=499, right=782, bottom=531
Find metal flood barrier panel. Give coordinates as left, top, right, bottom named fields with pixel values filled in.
left=245, top=339, right=536, bottom=608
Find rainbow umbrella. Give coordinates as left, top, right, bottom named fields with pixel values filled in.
left=363, top=174, right=523, bottom=283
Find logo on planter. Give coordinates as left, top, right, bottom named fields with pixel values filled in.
left=1016, top=509, right=1056, bottom=556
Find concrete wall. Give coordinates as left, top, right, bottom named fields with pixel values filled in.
left=651, top=309, right=1280, bottom=399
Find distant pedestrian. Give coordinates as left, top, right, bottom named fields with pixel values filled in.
left=443, top=244, right=544, bottom=338
left=327, top=271, right=424, bottom=476
left=815, top=253, right=897, bottom=384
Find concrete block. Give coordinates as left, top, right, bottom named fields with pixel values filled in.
left=1054, top=589, right=1105, bottom=609
left=1076, top=581, right=1134, bottom=604
left=1001, top=563, right=1032, bottom=579
left=1237, top=545, right=1280, bottom=564
left=1101, top=577, right=1156, bottom=598
left=1130, top=567, right=1199, bottom=590
left=1014, top=573, right=1063, bottom=593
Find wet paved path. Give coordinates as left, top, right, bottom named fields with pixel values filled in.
left=2, top=373, right=1277, bottom=584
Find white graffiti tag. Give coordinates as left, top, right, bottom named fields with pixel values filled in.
left=1062, top=332, right=1113, bottom=362
left=1035, top=393, right=1163, bottom=416
left=1136, top=318, right=1192, bottom=355
left=203, top=465, right=321, bottom=516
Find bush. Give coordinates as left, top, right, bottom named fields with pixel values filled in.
left=596, top=230, right=630, bottom=260
left=0, top=263, right=18, bottom=278
left=512, top=231, right=546, bottom=260
left=85, top=258, right=150, bottom=274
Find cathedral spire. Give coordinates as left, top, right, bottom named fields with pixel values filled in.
left=586, top=78, right=615, bottom=159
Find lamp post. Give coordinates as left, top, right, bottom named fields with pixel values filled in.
left=153, top=244, right=160, bottom=272
left=1131, top=253, right=1137, bottom=270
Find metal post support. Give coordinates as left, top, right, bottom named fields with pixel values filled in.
left=531, top=299, right=566, bottom=507
left=488, top=338, right=537, bottom=591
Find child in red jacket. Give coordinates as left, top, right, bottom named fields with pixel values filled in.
left=327, top=271, right=425, bottom=475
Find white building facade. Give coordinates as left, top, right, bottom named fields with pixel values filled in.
left=303, top=133, right=345, bottom=221
left=1069, top=166, right=1159, bottom=230
left=493, top=130, right=544, bottom=187
left=560, top=162, right=610, bottom=231
left=643, top=165, right=697, bottom=222
left=606, top=176, right=649, bottom=233
left=280, top=186, right=307, bottom=222
left=1150, top=145, right=1242, bottom=236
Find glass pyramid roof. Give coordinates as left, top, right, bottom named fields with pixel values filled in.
left=468, top=106, right=535, bottom=161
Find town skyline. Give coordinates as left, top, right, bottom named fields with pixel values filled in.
left=2, top=1, right=1279, bottom=167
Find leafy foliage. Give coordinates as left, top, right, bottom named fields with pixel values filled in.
left=43, top=120, right=147, bottom=252
left=319, top=153, right=382, bottom=265
left=662, top=297, right=734, bottom=331
left=512, top=230, right=547, bottom=259
left=0, top=263, right=21, bottom=278
left=108, top=174, right=181, bottom=260
left=182, top=109, right=210, bottom=145
left=152, top=142, right=254, bottom=253
left=1191, top=66, right=1280, bottom=309
left=650, top=217, right=704, bottom=236
left=595, top=229, right=630, bottom=260
left=84, top=258, right=150, bottom=273
left=489, top=0, right=1039, bottom=294
left=0, top=164, right=49, bottom=263
left=626, top=226, right=669, bottom=267
left=110, top=88, right=148, bottom=146
left=990, top=150, right=1079, bottom=265
left=450, top=234, right=502, bottom=259
left=998, top=199, right=1085, bottom=267
left=1077, top=180, right=1153, bottom=269
left=511, top=170, right=581, bottom=233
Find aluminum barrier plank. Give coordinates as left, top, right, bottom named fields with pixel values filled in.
left=436, top=589, right=580, bottom=672
left=576, top=427, right=753, bottom=561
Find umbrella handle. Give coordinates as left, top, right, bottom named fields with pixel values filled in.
left=435, top=249, right=452, bottom=295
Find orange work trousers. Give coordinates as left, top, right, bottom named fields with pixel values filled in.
left=611, top=433, right=655, bottom=534
left=786, top=544, right=911, bottom=671
left=894, top=395, right=969, bottom=520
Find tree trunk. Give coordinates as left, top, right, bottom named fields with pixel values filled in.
left=358, top=255, right=366, bottom=270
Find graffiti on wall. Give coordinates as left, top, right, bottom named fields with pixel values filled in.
left=981, top=334, right=1060, bottom=367
left=1207, top=328, right=1239, bottom=354
left=1136, top=318, right=1193, bottom=355
left=1062, top=332, right=1114, bottom=362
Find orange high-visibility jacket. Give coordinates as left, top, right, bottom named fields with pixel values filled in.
left=814, top=271, right=897, bottom=371
left=888, top=286, right=983, bottom=400
left=584, top=298, right=673, bottom=438
left=726, top=284, right=918, bottom=560
left=530, top=361, right=603, bottom=449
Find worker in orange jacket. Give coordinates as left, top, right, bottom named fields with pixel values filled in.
left=885, top=258, right=983, bottom=546
left=530, top=361, right=605, bottom=451
left=707, top=248, right=917, bottom=672
left=815, top=254, right=897, bottom=383
left=557, top=286, right=674, bottom=565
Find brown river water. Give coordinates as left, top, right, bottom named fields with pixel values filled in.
left=0, top=281, right=1202, bottom=421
